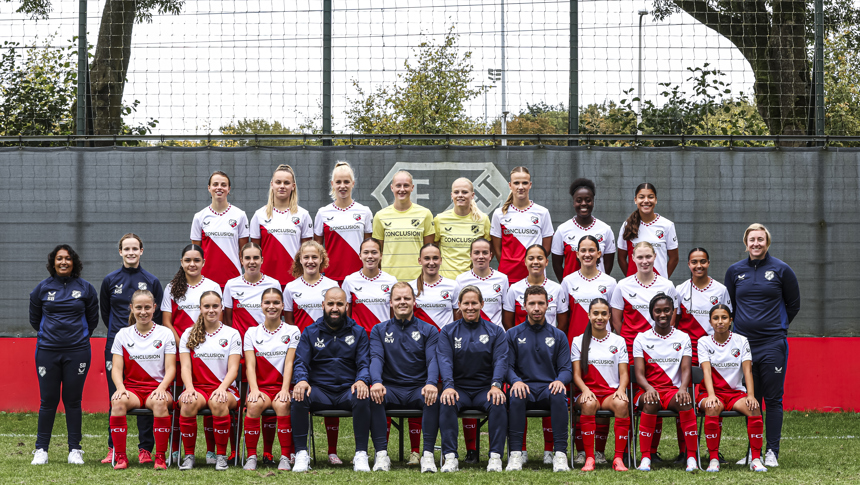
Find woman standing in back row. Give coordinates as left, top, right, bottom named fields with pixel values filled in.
left=314, top=162, right=374, bottom=285
left=616, top=183, right=678, bottom=278
left=250, top=164, right=313, bottom=286
left=551, top=178, right=615, bottom=279
left=434, top=178, right=492, bottom=280
left=491, top=167, right=553, bottom=284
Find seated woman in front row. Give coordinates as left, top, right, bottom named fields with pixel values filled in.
left=632, top=293, right=699, bottom=472
left=697, top=304, right=767, bottom=472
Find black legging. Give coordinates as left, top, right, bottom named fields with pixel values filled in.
left=35, top=346, right=91, bottom=451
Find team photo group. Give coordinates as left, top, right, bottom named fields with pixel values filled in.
left=28, top=161, right=800, bottom=474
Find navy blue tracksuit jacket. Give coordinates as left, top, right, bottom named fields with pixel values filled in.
left=100, top=265, right=163, bottom=339
left=506, top=320, right=572, bottom=386
left=293, top=316, right=370, bottom=392
left=369, top=315, right=439, bottom=386
left=30, top=276, right=99, bottom=351
left=437, top=318, right=507, bottom=391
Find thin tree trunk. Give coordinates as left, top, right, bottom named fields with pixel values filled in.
left=90, top=0, right=135, bottom=137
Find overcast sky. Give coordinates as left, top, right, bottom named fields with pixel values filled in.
left=2, top=0, right=756, bottom=134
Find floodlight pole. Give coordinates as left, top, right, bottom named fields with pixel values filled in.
left=637, top=9, right=647, bottom=135
left=568, top=0, right=578, bottom=145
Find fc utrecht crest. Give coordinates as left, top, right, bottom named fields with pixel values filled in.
left=371, top=162, right=507, bottom=213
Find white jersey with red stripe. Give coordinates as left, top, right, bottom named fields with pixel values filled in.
left=249, top=206, right=313, bottom=286
left=409, top=277, right=457, bottom=330
left=179, top=323, right=241, bottom=393
left=284, top=276, right=340, bottom=333
left=557, top=271, right=617, bottom=344
left=342, top=270, right=397, bottom=332
left=111, top=325, right=177, bottom=390
left=570, top=332, right=627, bottom=395
left=503, top=277, right=563, bottom=327
left=676, top=278, right=733, bottom=364
left=161, top=278, right=223, bottom=337
left=190, top=204, right=250, bottom=287
left=222, top=274, right=282, bottom=339
left=632, top=328, right=692, bottom=392
left=551, top=217, right=616, bottom=277
left=243, top=322, right=300, bottom=390
left=490, top=202, right=553, bottom=282
left=609, top=274, right=679, bottom=359
left=697, top=332, right=751, bottom=393
left=617, top=214, right=678, bottom=277
left=313, top=202, right=374, bottom=282
left=452, top=269, right=509, bottom=327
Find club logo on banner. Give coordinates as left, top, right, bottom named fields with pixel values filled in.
left=371, top=162, right=507, bottom=214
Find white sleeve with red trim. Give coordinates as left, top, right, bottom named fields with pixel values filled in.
left=539, top=208, right=554, bottom=238
left=665, top=221, right=678, bottom=251
left=551, top=230, right=564, bottom=256
left=178, top=328, right=191, bottom=354
left=609, top=283, right=625, bottom=310
left=632, top=333, right=644, bottom=359
left=249, top=211, right=262, bottom=239
left=190, top=213, right=203, bottom=241
left=300, top=209, right=314, bottom=239
left=222, top=279, right=235, bottom=309
left=602, top=225, right=617, bottom=254
left=237, top=210, right=251, bottom=239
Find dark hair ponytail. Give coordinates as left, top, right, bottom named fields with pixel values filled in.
left=623, top=183, right=657, bottom=241
left=580, top=297, right=610, bottom=376
left=170, top=244, right=204, bottom=302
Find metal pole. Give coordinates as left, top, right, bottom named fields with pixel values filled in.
left=637, top=10, right=647, bottom=135
left=76, top=0, right=87, bottom=145
left=501, top=0, right=507, bottom=146
left=484, top=87, right=489, bottom=130
left=813, top=0, right=825, bottom=139
left=568, top=0, right=578, bottom=145
left=322, top=0, right=332, bottom=145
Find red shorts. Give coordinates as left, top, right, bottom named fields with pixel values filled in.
left=696, top=389, right=747, bottom=410
left=256, top=387, right=289, bottom=402
left=126, top=387, right=158, bottom=406
left=634, top=388, right=681, bottom=410
left=196, top=387, right=240, bottom=403
left=574, top=392, right=615, bottom=406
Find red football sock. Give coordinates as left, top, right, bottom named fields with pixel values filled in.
left=595, top=419, right=610, bottom=453
left=704, top=416, right=721, bottom=460
left=638, top=413, right=657, bottom=459
left=650, top=417, right=662, bottom=454
left=676, top=417, right=687, bottom=456
left=203, top=416, right=215, bottom=453
left=409, top=417, right=422, bottom=453
left=180, top=415, right=198, bottom=455
left=153, top=416, right=171, bottom=456
left=680, top=409, right=699, bottom=459
left=262, top=416, right=277, bottom=455
left=613, top=417, right=630, bottom=459
left=463, top=419, right=477, bottom=451
left=213, top=416, right=231, bottom=456
left=244, top=416, right=261, bottom=457
left=110, top=416, right=128, bottom=457
left=748, top=416, right=764, bottom=460
left=325, top=417, right=339, bottom=455
left=580, top=415, right=596, bottom=459
left=277, top=416, right=294, bottom=457
left=542, top=416, right=553, bottom=452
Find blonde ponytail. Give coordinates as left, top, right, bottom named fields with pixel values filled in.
left=266, top=164, right=299, bottom=219
left=501, top=166, right=530, bottom=214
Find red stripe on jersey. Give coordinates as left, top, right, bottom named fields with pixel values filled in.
left=323, top=224, right=362, bottom=281
left=582, top=361, right=615, bottom=396
left=480, top=310, right=492, bottom=323
left=123, top=348, right=159, bottom=389
left=190, top=350, right=229, bottom=389
left=563, top=242, right=581, bottom=277
left=259, top=226, right=296, bottom=286
left=231, top=306, right=259, bottom=340
left=351, top=297, right=381, bottom=334
left=709, top=366, right=734, bottom=394
left=642, top=350, right=678, bottom=393
left=677, top=306, right=707, bottom=364
left=292, top=306, right=316, bottom=333
left=621, top=302, right=652, bottom=362
left=201, top=231, right=240, bottom=286
left=567, top=304, right=590, bottom=348
left=252, top=347, right=284, bottom=390
left=499, top=225, right=528, bottom=282
left=413, top=307, right=441, bottom=331
left=171, top=303, right=196, bottom=336
left=513, top=301, right=526, bottom=327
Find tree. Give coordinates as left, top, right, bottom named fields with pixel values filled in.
left=8, top=0, right=183, bottom=137
left=650, top=0, right=860, bottom=139
left=346, top=27, right=485, bottom=144
left=823, top=28, right=860, bottom=141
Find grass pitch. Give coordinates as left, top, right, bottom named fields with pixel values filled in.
left=0, top=410, right=857, bottom=484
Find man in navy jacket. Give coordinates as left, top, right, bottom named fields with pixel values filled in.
left=437, top=285, right=507, bottom=472
left=291, top=288, right=372, bottom=473
left=505, top=285, right=571, bottom=472
left=369, top=282, right=440, bottom=472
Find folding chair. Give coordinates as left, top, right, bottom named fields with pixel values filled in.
left=112, top=380, right=178, bottom=467
left=630, top=365, right=702, bottom=470
left=386, top=409, right=424, bottom=462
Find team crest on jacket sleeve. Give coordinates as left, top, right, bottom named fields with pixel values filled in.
left=479, top=334, right=489, bottom=344
left=765, top=271, right=775, bottom=281
left=219, top=339, right=228, bottom=348
left=345, top=335, right=355, bottom=346
left=545, top=337, right=555, bottom=347
left=138, top=282, right=148, bottom=290
left=411, top=331, right=421, bottom=341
